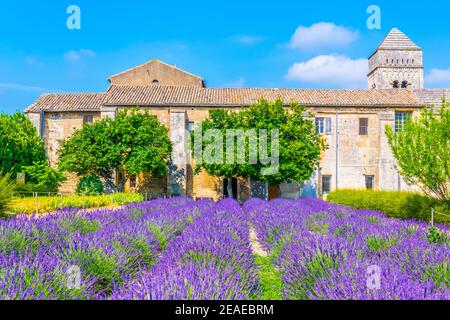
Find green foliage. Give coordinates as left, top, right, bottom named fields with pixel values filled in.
left=0, top=172, right=16, bottom=216
left=22, top=161, right=66, bottom=193
left=253, top=255, right=283, bottom=300
left=76, top=175, right=104, bottom=196
left=328, top=189, right=450, bottom=224
left=385, top=100, right=450, bottom=202
left=192, top=99, right=326, bottom=185
left=367, top=236, right=398, bottom=252
left=58, top=109, right=172, bottom=192
left=0, top=112, right=46, bottom=175
left=8, top=193, right=143, bottom=215
left=427, top=226, right=447, bottom=245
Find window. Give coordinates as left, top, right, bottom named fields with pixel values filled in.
left=83, top=115, right=94, bottom=124
left=322, top=175, right=331, bottom=195
left=393, top=81, right=399, bottom=88
left=365, top=175, right=375, bottom=190
left=187, top=122, right=195, bottom=132
left=315, top=117, right=332, bottom=135
left=395, top=112, right=412, bottom=132
left=129, top=175, right=137, bottom=188
left=359, top=118, right=369, bottom=135
left=401, top=81, right=408, bottom=88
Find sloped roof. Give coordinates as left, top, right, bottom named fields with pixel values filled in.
left=25, top=93, right=106, bottom=113
left=413, top=89, right=450, bottom=109
left=107, top=59, right=204, bottom=82
left=377, top=28, right=421, bottom=51
left=104, top=86, right=422, bottom=107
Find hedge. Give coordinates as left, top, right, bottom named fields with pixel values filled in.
left=8, top=193, right=144, bottom=215
left=327, top=189, right=450, bottom=225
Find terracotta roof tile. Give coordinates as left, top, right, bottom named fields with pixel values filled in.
left=25, top=93, right=106, bottom=113
left=104, top=86, right=422, bottom=107
left=25, top=87, right=428, bottom=113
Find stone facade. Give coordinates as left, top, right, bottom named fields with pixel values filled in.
left=25, top=28, right=449, bottom=200
left=108, top=59, right=205, bottom=87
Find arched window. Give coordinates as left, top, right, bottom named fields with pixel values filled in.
left=401, top=81, right=408, bottom=88
left=152, top=79, right=160, bottom=85
left=393, top=81, right=399, bottom=88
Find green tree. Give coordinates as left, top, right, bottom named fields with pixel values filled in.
left=192, top=99, right=326, bottom=195
left=386, top=100, right=450, bottom=203
left=0, top=172, right=16, bottom=217
left=22, top=161, right=66, bottom=193
left=58, top=109, right=172, bottom=192
left=0, top=112, right=46, bottom=175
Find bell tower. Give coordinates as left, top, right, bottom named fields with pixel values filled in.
left=368, top=28, right=424, bottom=89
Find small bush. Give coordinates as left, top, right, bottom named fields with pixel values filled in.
left=9, top=193, right=143, bottom=215
left=327, top=189, right=450, bottom=224
left=76, top=175, right=104, bottom=196
left=0, top=172, right=16, bottom=216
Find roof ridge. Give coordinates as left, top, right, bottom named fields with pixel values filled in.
left=107, top=59, right=204, bottom=82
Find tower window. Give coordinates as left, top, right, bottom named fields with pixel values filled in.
left=152, top=79, right=160, bottom=85
left=393, top=81, right=399, bottom=88
left=401, top=81, right=408, bottom=88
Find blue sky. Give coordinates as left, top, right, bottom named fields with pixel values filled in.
left=1, top=0, right=450, bottom=113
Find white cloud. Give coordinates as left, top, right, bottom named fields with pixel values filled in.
left=230, top=35, right=265, bottom=45
left=289, top=22, right=358, bottom=51
left=224, top=77, right=246, bottom=88
left=64, top=49, right=96, bottom=62
left=286, top=55, right=368, bottom=88
left=425, top=68, right=450, bottom=87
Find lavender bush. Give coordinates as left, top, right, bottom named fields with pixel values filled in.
left=1, top=197, right=448, bottom=300
left=245, top=198, right=450, bottom=300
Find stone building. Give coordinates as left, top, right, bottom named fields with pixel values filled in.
left=25, top=29, right=450, bottom=200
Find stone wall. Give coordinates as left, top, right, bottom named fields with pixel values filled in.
left=33, top=105, right=424, bottom=199
left=109, top=60, right=204, bottom=87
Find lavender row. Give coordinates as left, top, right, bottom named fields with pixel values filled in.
left=0, top=197, right=213, bottom=299
left=245, top=198, right=450, bottom=300
left=111, top=199, right=261, bottom=300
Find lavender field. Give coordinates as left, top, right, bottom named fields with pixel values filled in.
left=0, top=197, right=449, bottom=300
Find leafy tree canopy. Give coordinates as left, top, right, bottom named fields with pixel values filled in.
left=192, top=98, right=327, bottom=186
left=386, top=100, right=450, bottom=203
left=58, top=109, right=172, bottom=192
left=0, top=112, right=46, bottom=175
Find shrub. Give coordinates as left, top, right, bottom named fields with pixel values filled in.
left=327, top=189, right=450, bottom=224
left=76, top=175, right=104, bottom=196
left=9, top=193, right=143, bottom=215
left=0, top=172, right=16, bottom=216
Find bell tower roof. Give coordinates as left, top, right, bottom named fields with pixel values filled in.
left=377, top=28, right=421, bottom=51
